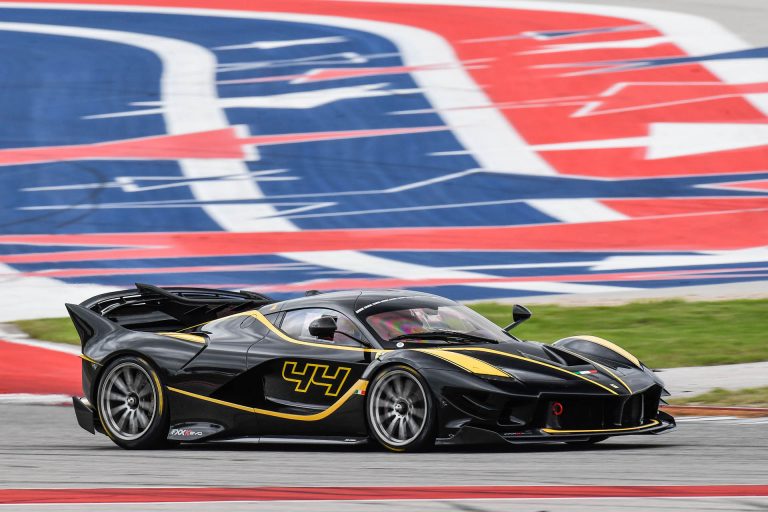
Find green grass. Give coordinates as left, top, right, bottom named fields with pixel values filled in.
left=11, top=299, right=768, bottom=368
left=670, top=386, right=768, bottom=408
left=13, top=317, right=81, bottom=346
left=469, top=299, right=768, bottom=368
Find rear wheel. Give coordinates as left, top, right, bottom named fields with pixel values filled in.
left=366, top=366, right=435, bottom=452
left=97, top=356, right=170, bottom=449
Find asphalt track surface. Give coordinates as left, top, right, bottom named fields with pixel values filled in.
left=2, top=404, right=767, bottom=510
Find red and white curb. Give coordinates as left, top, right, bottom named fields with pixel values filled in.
left=0, top=326, right=81, bottom=401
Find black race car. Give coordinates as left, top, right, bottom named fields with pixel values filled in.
left=68, top=284, right=675, bottom=452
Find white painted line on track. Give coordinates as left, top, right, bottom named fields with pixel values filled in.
left=675, top=416, right=767, bottom=424
left=0, top=332, right=80, bottom=356
left=0, top=394, right=71, bottom=405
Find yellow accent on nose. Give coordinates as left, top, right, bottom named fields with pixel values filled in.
left=418, top=349, right=509, bottom=377
left=573, top=335, right=642, bottom=368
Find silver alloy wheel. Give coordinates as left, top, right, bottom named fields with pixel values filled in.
left=98, top=361, right=157, bottom=441
left=368, top=369, right=428, bottom=447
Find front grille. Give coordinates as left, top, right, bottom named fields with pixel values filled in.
left=540, top=386, right=661, bottom=430
left=621, top=394, right=644, bottom=426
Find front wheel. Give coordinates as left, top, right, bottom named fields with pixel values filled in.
left=97, top=356, right=170, bottom=449
left=366, top=366, right=436, bottom=452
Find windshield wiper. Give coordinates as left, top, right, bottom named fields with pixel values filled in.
left=387, top=330, right=498, bottom=344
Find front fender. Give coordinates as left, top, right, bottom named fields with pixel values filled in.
left=552, top=336, right=668, bottom=392
left=553, top=335, right=642, bottom=368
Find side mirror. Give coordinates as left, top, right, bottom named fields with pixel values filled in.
left=308, top=316, right=337, bottom=338
left=503, top=304, right=532, bottom=332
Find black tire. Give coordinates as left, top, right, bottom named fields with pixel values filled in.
left=96, top=356, right=170, bottom=449
left=566, top=435, right=609, bottom=446
left=366, top=365, right=436, bottom=452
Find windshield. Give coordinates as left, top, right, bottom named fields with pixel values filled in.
left=357, top=297, right=510, bottom=347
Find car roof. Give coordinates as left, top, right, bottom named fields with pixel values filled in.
left=261, top=289, right=447, bottom=314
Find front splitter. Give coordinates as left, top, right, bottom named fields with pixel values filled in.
left=438, top=415, right=676, bottom=446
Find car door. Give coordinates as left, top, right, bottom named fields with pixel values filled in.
left=246, top=307, right=376, bottom=434
left=172, top=314, right=269, bottom=396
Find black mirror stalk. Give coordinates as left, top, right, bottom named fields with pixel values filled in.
left=503, top=304, right=532, bottom=332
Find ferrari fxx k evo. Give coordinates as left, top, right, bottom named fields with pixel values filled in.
left=68, top=285, right=675, bottom=452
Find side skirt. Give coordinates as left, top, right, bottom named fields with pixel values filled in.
left=205, top=435, right=369, bottom=446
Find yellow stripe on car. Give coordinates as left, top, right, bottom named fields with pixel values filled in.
left=151, top=370, right=164, bottom=415
left=583, top=358, right=633, bottom=394
left=167, top=379, right=369, bottom=421
left=416, top=349, right=509, bottom=377
left=542, top=419, right=660, bottom=434
left=551, top=345, right=633, bottom=394
left=80, top=354, right=100, bottom=365
left=569, top=335, right=642, bottom=368
left=442, top=347, right=620, bottom=395
left=157, top=332, right=206, bottom=344
left=163, top=309, right=625, bottom=396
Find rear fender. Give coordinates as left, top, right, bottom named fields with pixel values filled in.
left=65, top=303, right=121, bottom=352
left=67, top=303, right=205, bottom=401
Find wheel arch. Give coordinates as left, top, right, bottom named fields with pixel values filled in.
left=90, top=350, right=168, bottom=421
left=93, top=353, right=174, bottom=448
left=364, top=363, right=437, bottom=452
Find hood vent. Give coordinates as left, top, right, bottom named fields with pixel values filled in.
left=543, top=345, right=590, bottom=366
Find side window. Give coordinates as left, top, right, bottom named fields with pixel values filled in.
left=195, top=314, right=269, bottom=340
left=239, top=312, right=276, bottom=336
left=263, top=311, right=282, bottom=325
left=280, top=308, right=366, bottom=347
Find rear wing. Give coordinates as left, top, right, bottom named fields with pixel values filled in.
left=69, top=283, right=274, bottom=335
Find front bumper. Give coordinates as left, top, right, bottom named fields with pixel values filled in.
left=437, top=411, right=676, bottom=445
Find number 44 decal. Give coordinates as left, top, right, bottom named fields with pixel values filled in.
left=282, top=361, right=351, bottom=397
